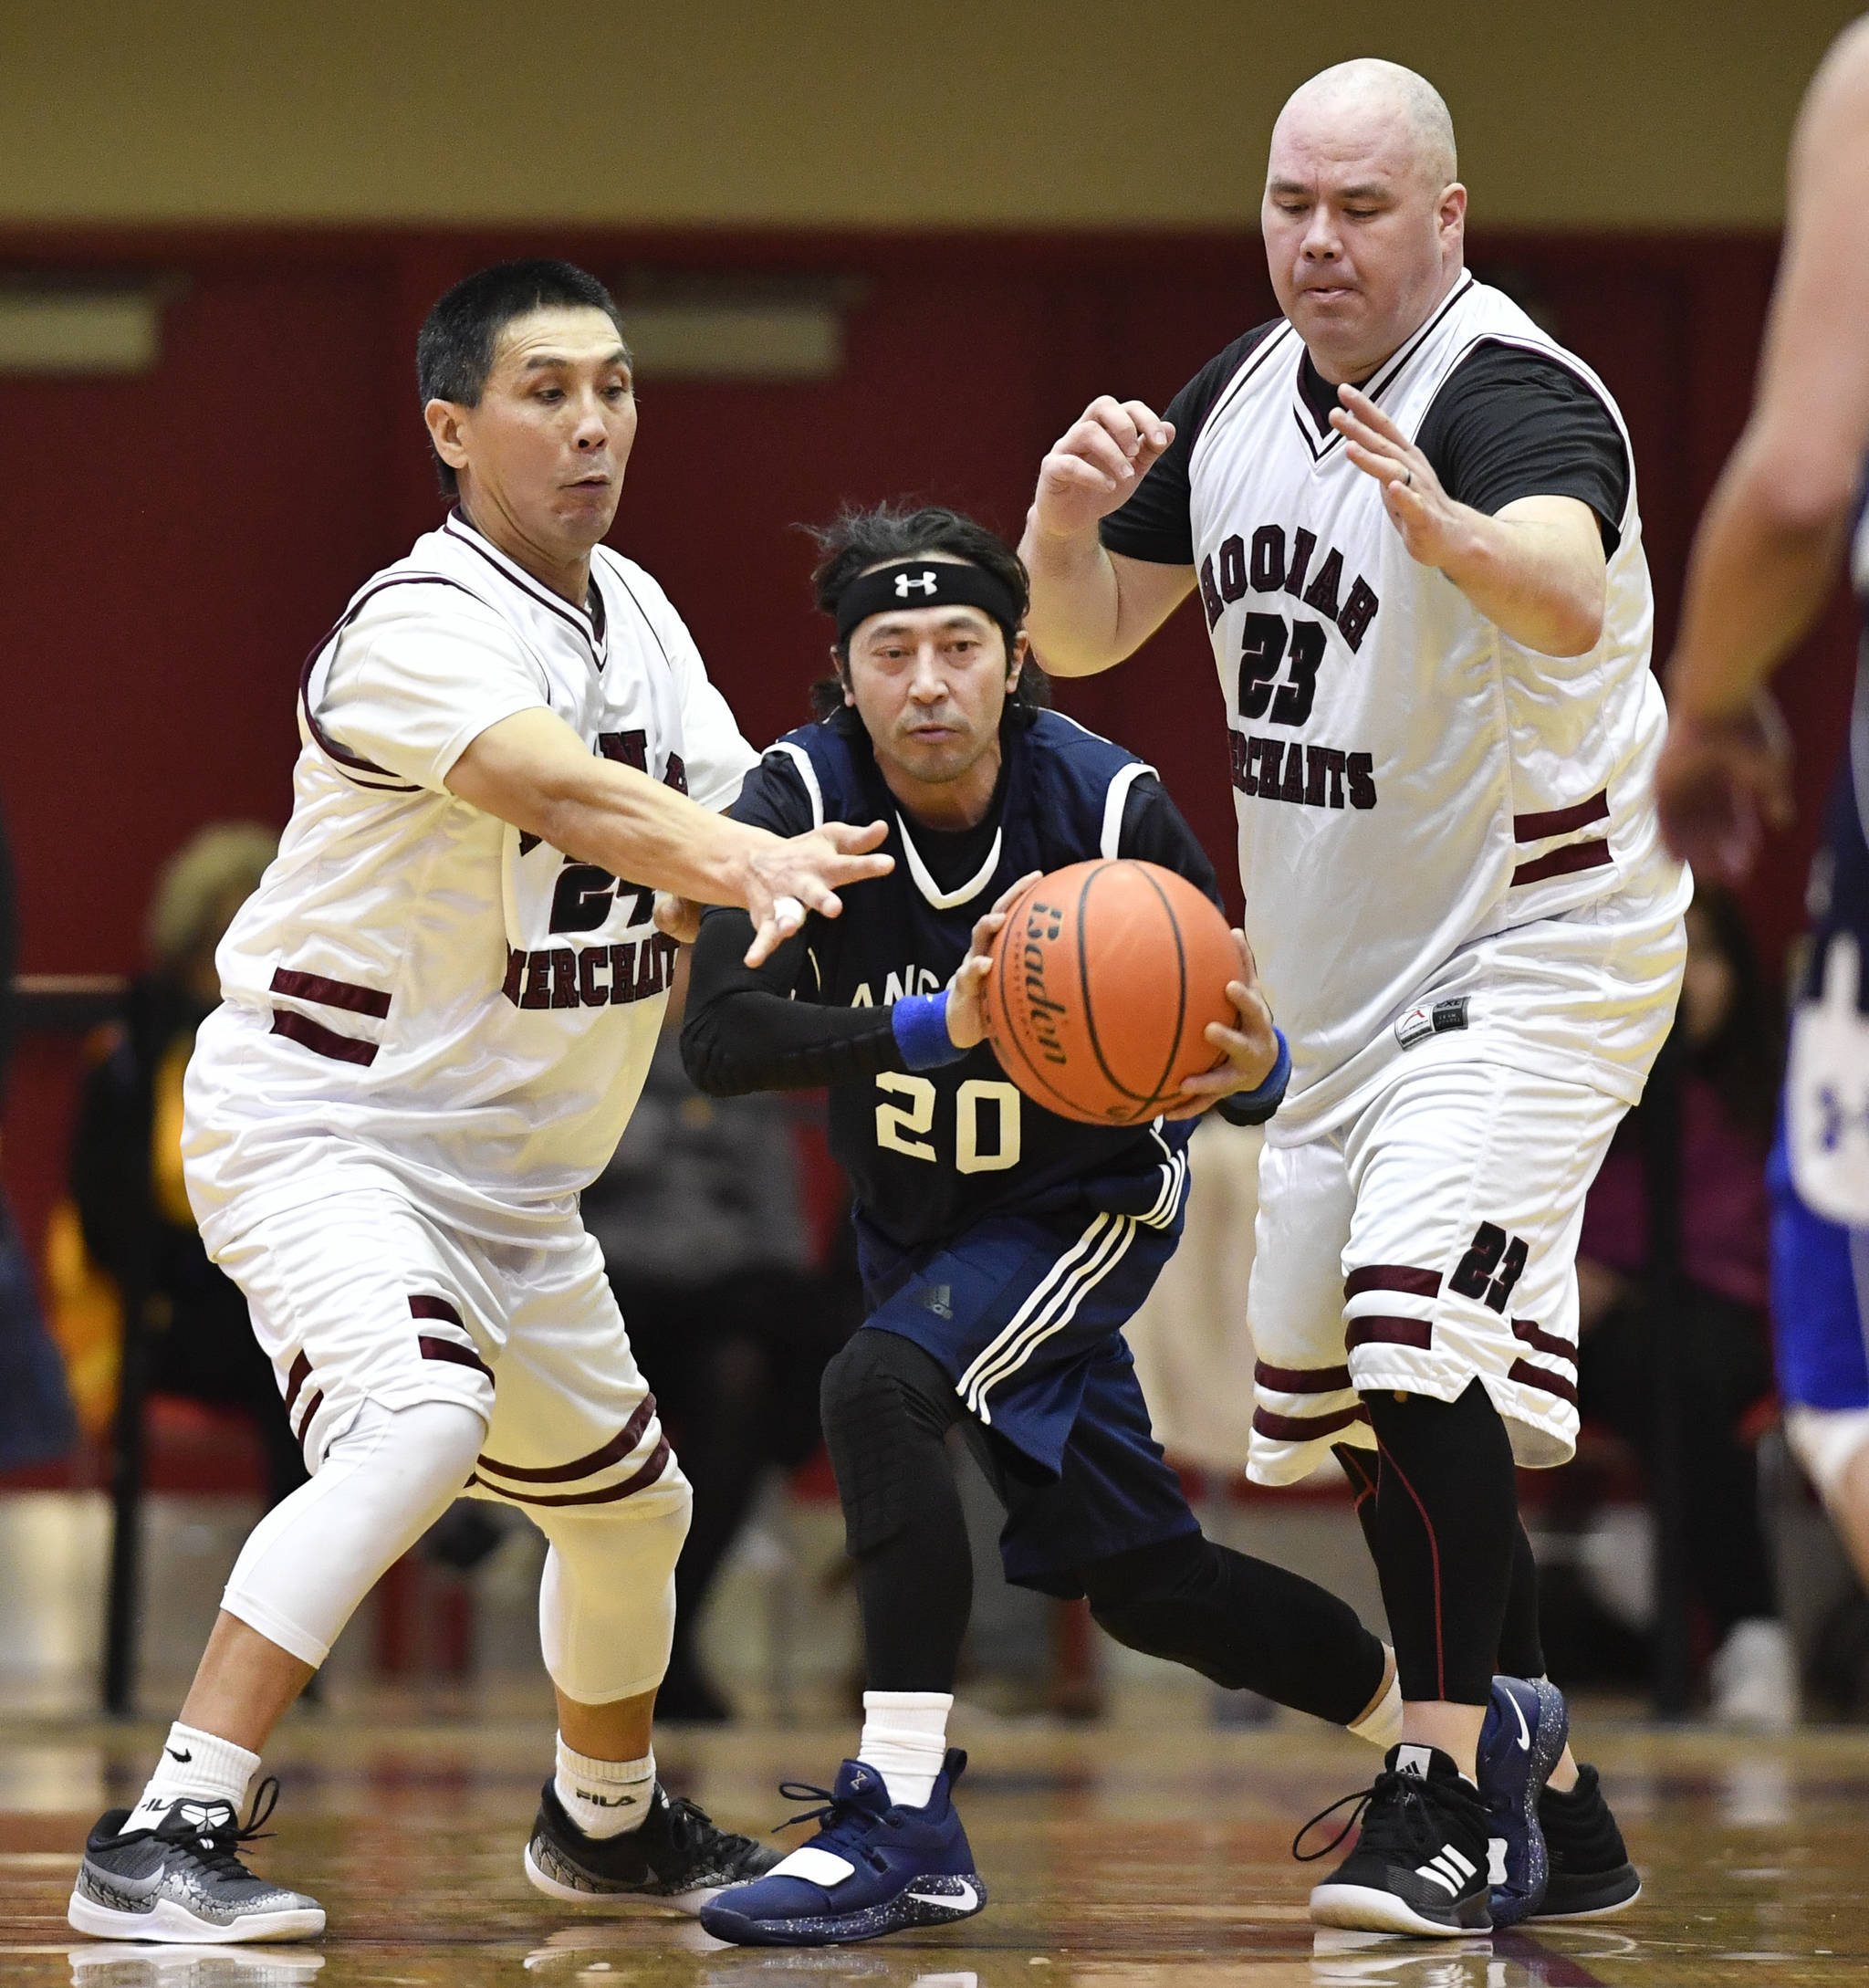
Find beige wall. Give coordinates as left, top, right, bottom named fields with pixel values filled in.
left=0, top=1, right=1859, bottom=230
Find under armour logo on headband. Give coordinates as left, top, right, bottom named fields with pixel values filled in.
left=895, top=570, right=939, bottom=598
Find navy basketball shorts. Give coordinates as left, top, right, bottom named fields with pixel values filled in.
left=1770, top=1127, right=1869, bottom=1501
left=856, top=1204, right=1201, bottom=1596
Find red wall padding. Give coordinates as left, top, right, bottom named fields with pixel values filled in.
left=0, top=227, right=1849, bottom=1270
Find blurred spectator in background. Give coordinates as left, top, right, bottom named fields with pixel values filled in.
left=0, top=793, right=79, bottom=1473
left=1573, top=882, right=1791, bottom=1724
left=67, top=822, right=299, bottom=1506
left=580, top=959, right=860, bottom=1721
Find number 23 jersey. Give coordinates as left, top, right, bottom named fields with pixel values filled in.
left=183, top=511, right=759, bottom=1254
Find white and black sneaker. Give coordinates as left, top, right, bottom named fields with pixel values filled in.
left=524, top=1778, right=780, bottom=1914
left=68, top=1782, right=324, bottom=1945
left=1300, top=1744, right=1494, bottom=1937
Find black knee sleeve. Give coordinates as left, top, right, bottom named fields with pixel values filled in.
left=820, top=1329, right=962, bottom=1558
left=1081, top=1530, right=1388, bottom=1728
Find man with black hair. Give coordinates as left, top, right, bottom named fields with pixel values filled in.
left=678, top=502, right=1407, bottom=1948
left=68, top=259, right=893, bottom=1945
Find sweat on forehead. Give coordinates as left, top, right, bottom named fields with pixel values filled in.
left=1270, top=58, right=1457, bottom=190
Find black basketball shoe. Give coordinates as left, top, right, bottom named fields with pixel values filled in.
left=1532, top=1763, right=1641, bottom=1918
left=1302, top=1744, right=1494, bottom=1937
left=524, top=1778, right=779, bottom=1913
left=68, top=1782, right=324, bottom=1944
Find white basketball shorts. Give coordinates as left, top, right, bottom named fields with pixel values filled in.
left=213, top=1186, right=683, bottom=1515
left=1247, top=1059, right=1625, bottom=1484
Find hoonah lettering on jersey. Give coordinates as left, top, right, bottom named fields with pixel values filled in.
left=1199, top=525, right=1380, bottom=650
left=1229, top=732, right=1377, bottom=811
left=502, top=933, right=679, bottom=1010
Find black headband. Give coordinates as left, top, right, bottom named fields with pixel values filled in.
left=833, top=559, right=1022, bottom=651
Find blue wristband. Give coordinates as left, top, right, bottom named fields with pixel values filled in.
left=893, top=991, right=969, bottom=1072
left=1227, top=1027, right=1290, bottom=1115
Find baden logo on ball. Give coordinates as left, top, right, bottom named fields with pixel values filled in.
left=985, top=860, right=1238, bottom=1125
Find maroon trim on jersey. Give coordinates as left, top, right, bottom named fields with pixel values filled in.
left=1254, top=1359, right=1353, bottom=1394
left=1509, top=1356, right=1577, bottom=1407
left=282, top=1351, right=311, bottom=1419
left=1344, top=1264, right=1442, bottom=1302
left=1202, top=321, right=1299, bottom=454
left=1513, top=790, right=1610, bottom=842
left=409, top=1294, right=465, bottom=1327
left=293, top=1389, right=324, bottom=1444
left=468, top=1437, right=672, bottom=1507
left=1345, top=1315, right=1435, bottom=1352
left=270, top=967, right=392, bottom=1020
left=1253, top=1402, right=1370, bottom=1443
left=417, top=1333, right=493, bottom=1383
left=476, top=1396, right=659, bottom=1486
left=1512, top=1317, right=1577, bottom=1365
left=442, top=513, right=606, bottom=664
left=297, top=573, right=486, bottom=793
left=1511, top=838, right=1612, bottom=886
left=1294, top=274, right=1477, bottom=465
left=269, top=1009, right=379, bottom=1065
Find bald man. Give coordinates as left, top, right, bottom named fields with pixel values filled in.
left=1020, top=59, right=1680, bottom=1937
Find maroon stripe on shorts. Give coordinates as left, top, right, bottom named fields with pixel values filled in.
left=282, top=1351, right=311, bottom=1418
left=470, top=1437, right=673, bottom=1508
left=1512, top=1318, right=1577, bottom=1366
left=269, top=1009, right=378, bottom=1065
left=409, top=1294, right=465, bottom=1327
left=1512, top=790, right=1610, bottom=842
left=1344, top=1264, right=1441, bottom=1302
left=293, top=1388, right=324, bottom=1443
left=1511, top=840, right=1612, bottom=887
left=1509, top=1357, right=1578, bottom=1407
left=270, top=967, right=392, bottom=1019
left=1254, top=1360, right=1353, bottom=1394
left=476, top=1396, right=660, bottom=1486
left=1253, top=1403, right=1371, bottom=1444
left=418, top=1334, right=493, bottom=1383
left=1345, top=1315, right=1435, bottom=1352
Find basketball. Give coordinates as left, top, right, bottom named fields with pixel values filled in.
left=985, top=859, right=1241, bottom=1125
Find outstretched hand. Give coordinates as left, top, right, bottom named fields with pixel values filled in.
left=1330, top=384, right=1469, bottom=570
left=742, top=820, right=894, bottom=967
left=945, top=874, right=1042, bottom=1050
left=1162, top=929, right=1279, bottom=1121
left=1030, top=397, right=1176, bottom=542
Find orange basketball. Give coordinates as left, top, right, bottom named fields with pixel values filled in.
left=985, top=859, right=1241, bottom=1126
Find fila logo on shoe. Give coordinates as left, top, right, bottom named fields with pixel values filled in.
left=578, top=1789, right=640, bottom=1806
left=1415, top=1845, right=1477, bottom=1897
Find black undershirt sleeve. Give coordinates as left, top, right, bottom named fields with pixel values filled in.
left=1416, top=342, right=1631, bottom=554
left=679, top=748, right=908, bottom=1096
left=1098, top=322, right=1282, bottom=568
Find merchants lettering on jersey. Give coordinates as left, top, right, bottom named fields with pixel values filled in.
left=1199, top=525, right=1381, bottom=653
left=501, top=932, right=679, bottom=1011
left=1229, top=731, right=1376, bottom=811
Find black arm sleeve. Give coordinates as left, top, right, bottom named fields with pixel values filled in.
left=1416, top=343, right=1631, bottom=554
left=1098, top=322, right=1282, bottom=567
left=680, top=909, right=908, bottom=1096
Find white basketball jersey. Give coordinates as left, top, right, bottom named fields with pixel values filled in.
left=1185, top=276, right=1683, bottom=1135
left=183, top=512, right=759, bottom=1252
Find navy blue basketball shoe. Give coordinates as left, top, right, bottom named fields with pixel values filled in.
left=1476, top=1674, right=1568, bottom=1925
left=697, top=1751, right=986, bottom=1947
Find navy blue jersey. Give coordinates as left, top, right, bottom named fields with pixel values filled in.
left=682, top=706, right=1227, bottom=1251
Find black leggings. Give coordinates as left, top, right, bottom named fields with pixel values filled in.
left=820, top=1328, right=1387, bottom=1726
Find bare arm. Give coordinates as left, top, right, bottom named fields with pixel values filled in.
left=1331, top=389, right=1608, bottom=656
left=1653, top=20, right=1869, bottom=878
left=447, top=706, right=891, bottom=966
left=1018, top=396, right=1197, bottom=674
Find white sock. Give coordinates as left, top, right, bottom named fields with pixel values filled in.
left=1349, top=1665, right=1404, bottom=1752
left=857, top=1690, right=952, bottom=1811
left=554, top=1736, right=654, bottom=1840
left=125, top=1722, right=259, bottom=1835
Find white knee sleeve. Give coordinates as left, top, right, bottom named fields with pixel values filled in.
left=535, top=1470, right=692, bottom=1705
left=1786, top=1404, right=1869, bottom=1504
left=221, top=1397, right=485, bottom=1667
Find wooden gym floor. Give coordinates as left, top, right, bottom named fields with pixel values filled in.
left=4, top=1696, right=1866, bottom=1986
